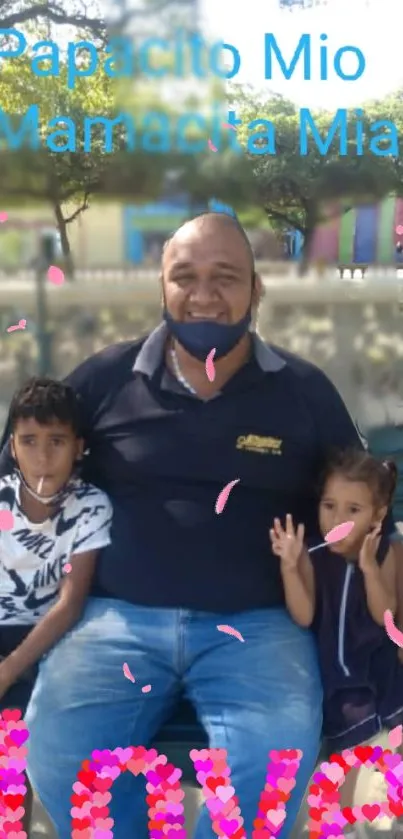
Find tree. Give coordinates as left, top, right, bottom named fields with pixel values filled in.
left=0, top=43, right=171, bottom=273
left=0, top=0, right=199, bottom=42
left=0, top=1, right=104, bottom=37
left=231, top=88, right=398, bottom=270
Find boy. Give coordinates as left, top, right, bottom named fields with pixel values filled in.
left=0, top=376, right=113, bottom=835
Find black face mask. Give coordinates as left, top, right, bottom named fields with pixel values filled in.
left=163, top=307, right=252, bottom=361
left=163, top=272, right=256, bottom=361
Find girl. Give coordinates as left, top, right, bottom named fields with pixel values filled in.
left=269, top=448, right=403, bottom=838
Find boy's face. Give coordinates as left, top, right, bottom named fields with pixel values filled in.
left=11, top=417, right=84, bottom=496
left=319, top=474, right=387, bottom=558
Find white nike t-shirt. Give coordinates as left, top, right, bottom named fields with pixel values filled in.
left=0, top=473, right=113, bottom=625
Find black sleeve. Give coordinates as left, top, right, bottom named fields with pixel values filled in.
left=304, top=366, right=397, bottom=541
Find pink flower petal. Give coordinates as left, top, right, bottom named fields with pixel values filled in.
left=47, top=265, right=65, bottom=285
left=123, top=662, right=135, bottom=683
left=0, top=510, right=14, bottom=530
left=217, top=624, right=245, bottom=642
left=205, top=348, right=216, bottom=382
left=215, top=479, right=240, bottom=514
left=325, top=521, right=354, bottom=544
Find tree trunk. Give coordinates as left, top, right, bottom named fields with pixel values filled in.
left=53, top=203, right=74, bottom=278
left=298, top=224, right=316, bottom=276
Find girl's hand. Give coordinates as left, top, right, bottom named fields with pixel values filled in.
left=358, top=523, right=382, bottom=575
left=269, top=514, right=305, bottom=571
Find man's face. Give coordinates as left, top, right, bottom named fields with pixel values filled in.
left=161, top=221, right=262, bottom=324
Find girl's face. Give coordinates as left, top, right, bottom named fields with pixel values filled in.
left=319, top=474, right=387, bottom=557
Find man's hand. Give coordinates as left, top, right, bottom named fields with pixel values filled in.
left=269, top=514, right=305, bottom=572
left=358, top=524, right=382, bottom=575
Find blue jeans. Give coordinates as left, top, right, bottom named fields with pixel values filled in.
left=25, top=598, right=322, bottom=838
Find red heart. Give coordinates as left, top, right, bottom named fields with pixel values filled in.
left=309, top=808, right=326, bottom=821
left=354, top=746, right=373, bottom=764
left=1, top=709, right=22, bottom=722
left=4, top=794, right=25, bottom=809
left=146, top=794, right=159, bottom=805
left=71, top=817, right=91, bottom=829
left=91, top=806, right=109, bottom=819
left=93, top=777, right=113, bottom=792
left=362, top=804, right=380, bottom=822
left=342, top=807, right=356, bottom=824
left=71, top=794, right=90, bottom=807
left=77, top=770, right=96, bottom=788
left=320, top=779, right=336, bottom=794
left=156, top=763, right=176, bottom=780
left=206, top=776, right=225, bottom=792
left=390, top=801, right=403, bottom=818
left=328, top=753, right=347, bottom=768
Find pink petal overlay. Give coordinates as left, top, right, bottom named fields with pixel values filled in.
left=64, top=563, right=72, bottom=573
left=325, top=520, right=354, bottom=544
left=205, top=348, right=216, bottom=382
left=222, top=122, right=237, bottom=131
left=0, top=212, right=8, bottom=223
left=384, top=609, right=403, bottom=648
left=215, top=479, right=240, bottom=514
left=123, top=662, right=135, bottom=682
left=396, top=225, right=403, bottom=235
left=389, top=725, right=403, bottom=749
left=207, top=139, right=218, bottom=152
left=47, top=265, right=65, bottom=285
left=0, top=510, right=14, bottom=531
left=141, top=684, right=152, bottom=693
left=6, top=319, right=26, bottom=333
left=217, top=624, right=245, bottom=643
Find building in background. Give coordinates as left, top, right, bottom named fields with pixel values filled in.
left=122, top=197, right=236, bottom=264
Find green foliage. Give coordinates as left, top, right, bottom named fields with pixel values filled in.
left=231, top=87, right=400, bottom=265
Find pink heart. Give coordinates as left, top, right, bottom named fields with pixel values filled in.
left=277, top=777, right=296, bottom=794
left=113, top=747, right=133, bottom=764
left=326, top=764, right=345, bottom=785
left=0, top=510, right=14, bottom=531
left=206, top=799, right=225, bottom=816
left=352, top=806, right=366, bottom=822
left=389, top=725, right=403, bottom=749
left=216, top=785, right=235, bottom=803
left=266, top=810, right=286, bottom=829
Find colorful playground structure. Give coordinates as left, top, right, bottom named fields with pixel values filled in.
left=259, top=195, right=403, bottom=265
left=307, top=195, right=403, bottom=264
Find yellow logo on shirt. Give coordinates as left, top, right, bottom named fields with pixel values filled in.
left=236, top=435, right=282, bottom=455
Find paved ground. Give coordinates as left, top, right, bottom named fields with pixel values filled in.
left=29, top=733, right=399, bottom=838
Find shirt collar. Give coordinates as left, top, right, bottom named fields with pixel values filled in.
left=132, top=322, right=286, bottom=376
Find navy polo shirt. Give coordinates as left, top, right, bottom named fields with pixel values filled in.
left=0, top=325, right=395, bottom=612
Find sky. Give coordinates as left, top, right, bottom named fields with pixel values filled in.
left=200, top=0, right=403, bottom=109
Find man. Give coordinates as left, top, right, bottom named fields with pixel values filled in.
left=0, top=213, right=395, bottom=838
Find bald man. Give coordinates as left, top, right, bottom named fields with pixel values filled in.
left=0, top=213, right=390, bottom=838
